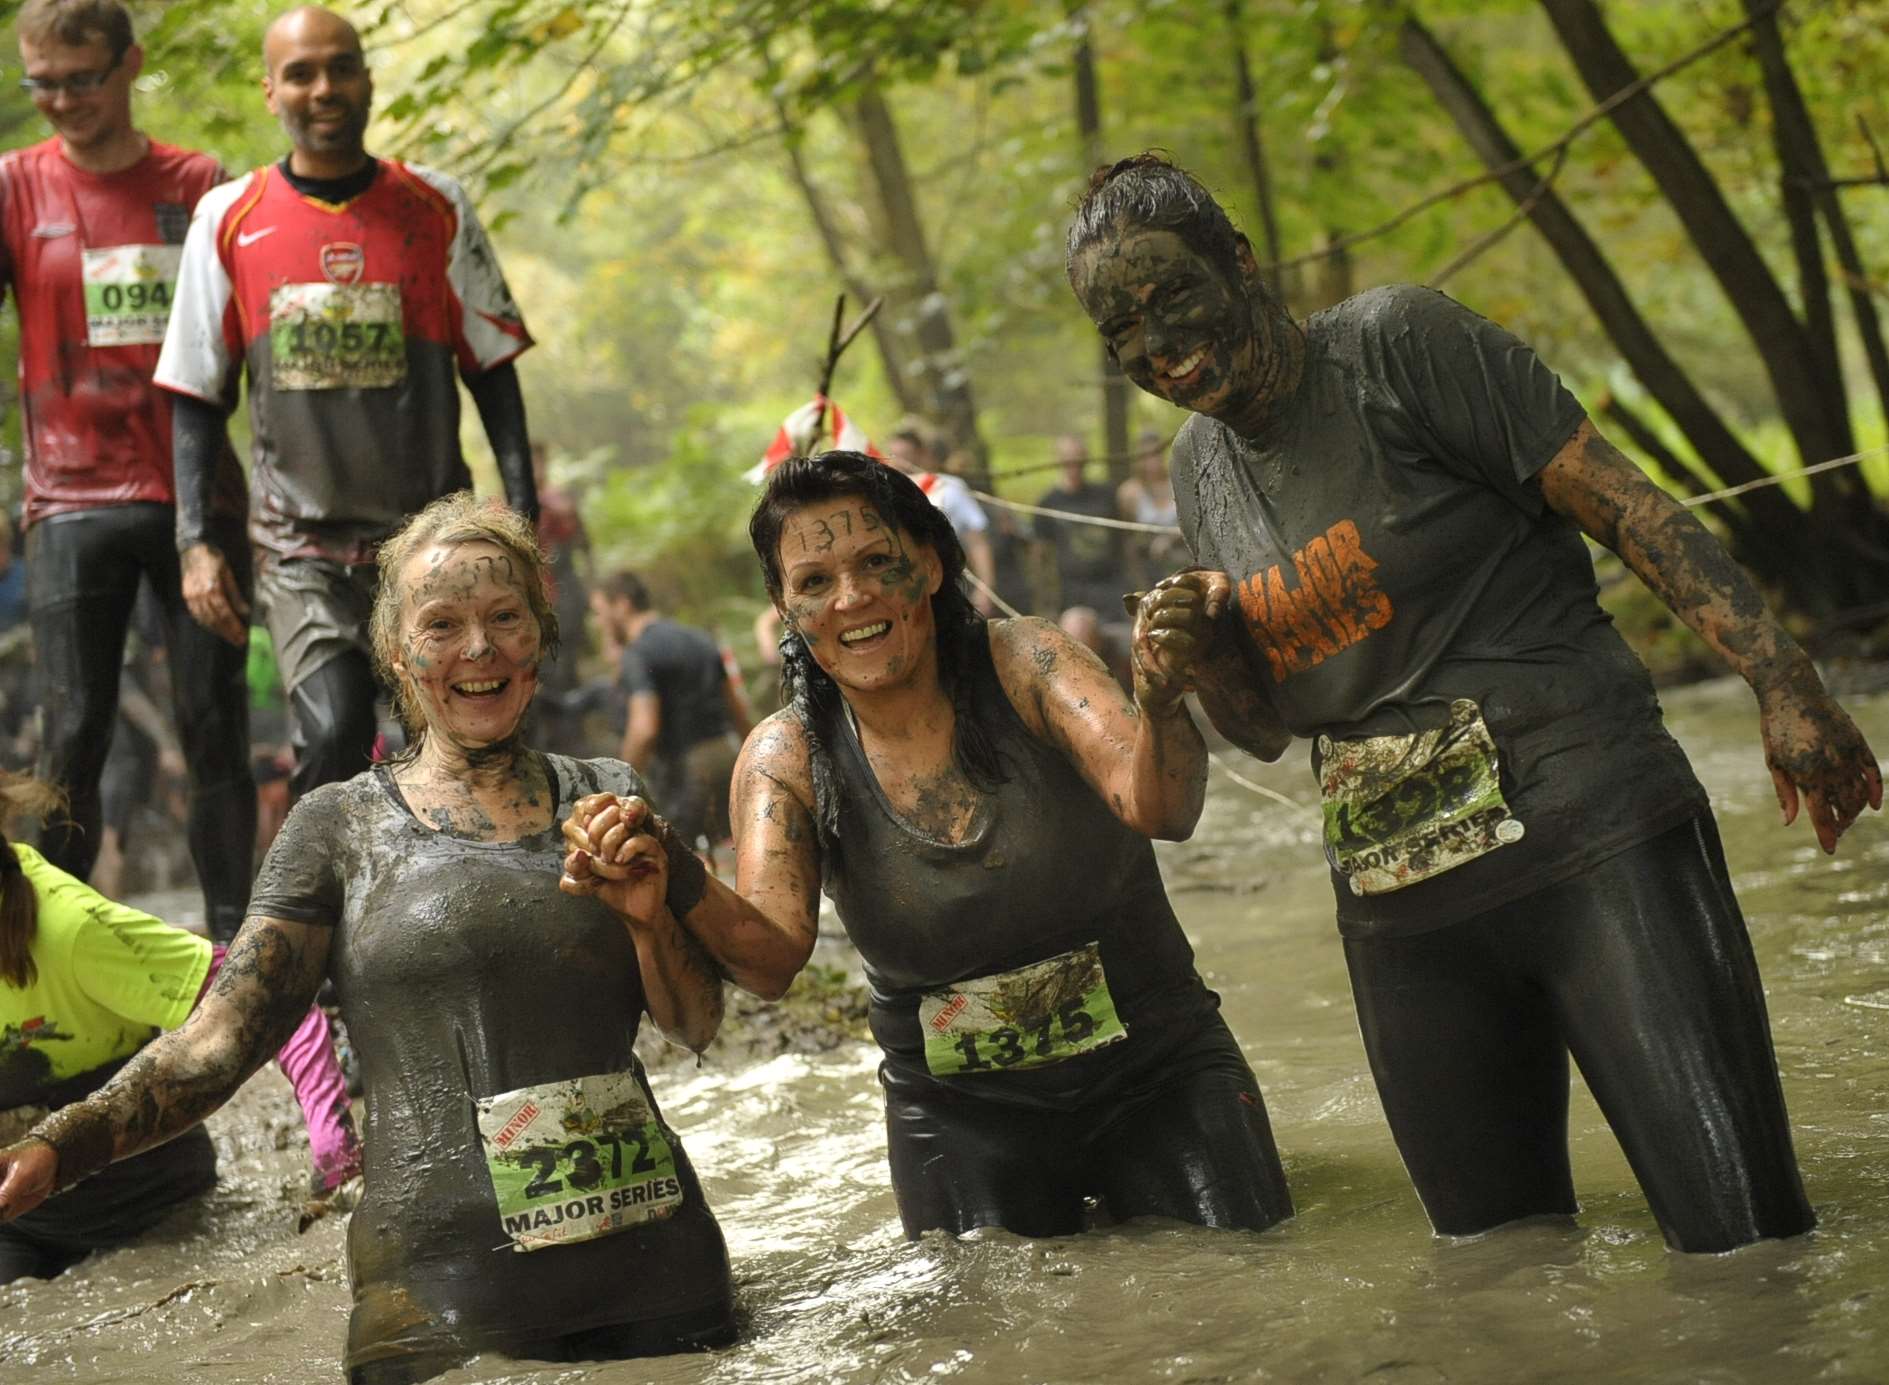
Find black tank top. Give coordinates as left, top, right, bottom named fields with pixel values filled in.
left=821, top=627, right=1216, bottom=1108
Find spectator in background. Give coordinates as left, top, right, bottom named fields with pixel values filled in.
left=884, top=427, right=999, bottom=614
left=531, top=443, right=593, bottom=757
left=1035, top=434, right=1129, bottom=618
left=591, top=572, right=751, bottom=851
left=1117, top=429, right=1184, bottom=589
left=0, top=511, right=25, bottom=634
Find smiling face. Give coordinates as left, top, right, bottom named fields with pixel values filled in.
left=263, top=9, right=372, bottom=169
left=1073, top=226, right=1299, bottom=426
left=775, top=497, right=944, bottom=695
left=391, top=540, right=543, bottom=750
left=18, top=31, right=139, bottom=158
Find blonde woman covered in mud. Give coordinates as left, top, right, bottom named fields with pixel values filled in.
left=0, top=495, right=767, bottom=1383
left=600, top=449, right=1294, bottom=1240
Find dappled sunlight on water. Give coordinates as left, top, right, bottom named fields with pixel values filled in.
left=4, top=683, right=1886, bottom=1383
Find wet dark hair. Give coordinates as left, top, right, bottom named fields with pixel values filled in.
left=749, top=451, right=1009, bottom=853
left=1, top=774, right=65, bottom=991
left=1064, top=152, right=1248, bottom=285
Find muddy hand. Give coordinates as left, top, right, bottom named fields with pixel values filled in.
left=1130, top=570, right=1232, bottom=713
left=560, top=794, right=662, bottom=893
left=1758, top=683, right=1883, bottom=853
left=0, top=1138, right=57, bottom=1222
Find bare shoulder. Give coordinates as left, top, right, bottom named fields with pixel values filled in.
left=737, top=708, right=816, bottom=805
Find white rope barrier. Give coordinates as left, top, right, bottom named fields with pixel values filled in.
left=967, top=445, right=1884, bottom=532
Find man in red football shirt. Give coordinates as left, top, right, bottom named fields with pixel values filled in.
left=1, top=0, right=255, bottom=943
left=156, top=5, right=539, bottom=800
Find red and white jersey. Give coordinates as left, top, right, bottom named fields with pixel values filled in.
left=0, top=138, right=242, bottom=526
left=154, top=159, right=532, bottom=560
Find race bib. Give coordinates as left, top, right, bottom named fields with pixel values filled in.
left=267, top=281, right=405, bottom=390
left=1320, top=698, right=1521, bottom=896
left=82, top=244, right=181, bottom=346
left=919, top=942, right=1127, bottom=1077
left=475, top=1067, right=684, bottom=1253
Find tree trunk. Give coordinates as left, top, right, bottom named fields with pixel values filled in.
left=1225, top=0, right=1284, bottom=297
left=1744, top=0, right=1889, bottom=449
left=1399, top=16, right=1793, bottom=560
left=778, top=116, right=917, bottom=419
left=852, top=83, right=990, bottom=486
left=1538, top=0, right=1854, bottom=489
left=1070, top=7, right=1131, bottom=484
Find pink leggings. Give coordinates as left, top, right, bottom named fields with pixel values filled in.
left=200, top=946, right=361, bottom=1190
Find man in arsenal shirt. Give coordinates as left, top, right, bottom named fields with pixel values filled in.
left=155, top=5, right=539, bottom=800
left=1, top=0, right=256, bottom=943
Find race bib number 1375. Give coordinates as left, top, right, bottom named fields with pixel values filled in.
left=919, top=942, right=1128, bottom=1077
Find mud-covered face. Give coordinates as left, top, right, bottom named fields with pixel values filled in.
left=392, top=540, right=542, bottom=749
left=1073, top=227, right=1265, bottom=418
left=776, top=498, right=943, bottom=694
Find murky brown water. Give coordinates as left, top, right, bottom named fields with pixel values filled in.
left=5, top=681, right=1886, bottom=1383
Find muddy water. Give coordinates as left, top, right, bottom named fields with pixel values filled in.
left=4, top=681, right=1886, bottom=1384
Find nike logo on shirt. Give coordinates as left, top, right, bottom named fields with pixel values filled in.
left=236, top=226, right=277, bottom=247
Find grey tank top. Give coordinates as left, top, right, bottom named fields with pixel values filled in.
left=820, top=627, right=1216, bottom=1109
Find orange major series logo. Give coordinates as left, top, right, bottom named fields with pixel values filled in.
left=1236, top=518, right=1394, bottom=682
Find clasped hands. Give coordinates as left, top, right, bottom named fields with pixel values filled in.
left=559, top=792, right=672, bottom=925
left=1125, top=569, right=1233, bottom=715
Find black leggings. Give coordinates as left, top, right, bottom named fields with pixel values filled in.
left=1344, top=814, right=1813, bottom=1254
left=288, top=651, right=379, bottom=802
left=26, top=505, right=255, bottom=942
left=344, top=1299, right=737, bottom=1385
left=882, top=1014, right=1293, bottom=1239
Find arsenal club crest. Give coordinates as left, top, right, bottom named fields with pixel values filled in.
left=320, top=242, right=365, bottom=285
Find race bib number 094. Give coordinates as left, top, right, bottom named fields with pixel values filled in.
left=475, top=1068, right=684, bottom=1253
left=82, top=244, right=181, bottom=346
left=919, top=942, right=1128, bottom=1077
left=268, top=281, right=405, bottom=390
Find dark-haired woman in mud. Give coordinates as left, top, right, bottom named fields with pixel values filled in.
left=662, top=448, right=1293, bottom=1239
left=0, top=493, right=752, bottom=1383
left=1064, top=153, right=1882, bottom=1254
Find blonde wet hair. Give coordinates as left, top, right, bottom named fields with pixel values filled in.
left=369, top=492, right=560, bottom=744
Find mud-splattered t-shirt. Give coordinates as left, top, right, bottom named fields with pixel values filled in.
left=0, top=138, right=245, bottom=527
left=153, top=159, right=531, bottom=563
left=1171, top=285, right=1707, bottom=938
left=0, top=844, right=209, bottom=1109
left=247, top=754, right=730, bottom=1373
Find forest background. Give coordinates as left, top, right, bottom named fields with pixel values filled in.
left=4, top=0, right=1889, bottom=687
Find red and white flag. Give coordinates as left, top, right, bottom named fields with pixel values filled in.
left=746, top=394, right=881, bottom=483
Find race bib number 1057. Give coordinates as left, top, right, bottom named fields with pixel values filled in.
left=268, top=281, right=405, bottom=390
left=475, top=1068, right=684, bottom=1253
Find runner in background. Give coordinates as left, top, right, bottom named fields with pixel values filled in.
left=883, top=426, right=1000, bottom=614
left=155, top=5, right=538, bottom=802
left=1034, top=433, right=1130, bottom=619
left=530, top=442, right=593, bottom=757
left=1117, top=428, right=1184, bottom=589
left=2, top=0, right=255, bottom=943
left=591, top=572, right=750, bottom=854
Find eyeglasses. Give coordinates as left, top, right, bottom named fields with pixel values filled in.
left=18, top=52, right=123, bottom=97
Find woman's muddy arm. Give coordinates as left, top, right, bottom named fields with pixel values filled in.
left=1539, top=417, right=1882, bottom=851
left=991, top=614, right=1207, bottom=841
left=723, top=716, right=823, bottom=1000
left=14, top=917, right=330, bottom=1199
